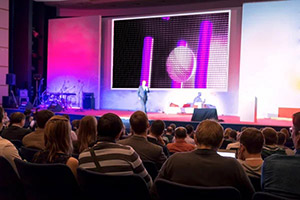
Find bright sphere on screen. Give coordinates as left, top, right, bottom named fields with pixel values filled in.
left=166, top=46, right=196, bottom=83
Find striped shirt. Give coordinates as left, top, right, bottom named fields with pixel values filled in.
left=78, top=140, right=152, bottom=188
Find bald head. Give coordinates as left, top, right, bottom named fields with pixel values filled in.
left=175, top=127, right=187, bottom=139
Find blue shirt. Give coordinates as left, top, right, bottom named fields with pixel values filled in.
left=262, top=154, right=300, bottom=199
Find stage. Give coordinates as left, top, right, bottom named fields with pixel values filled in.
left=4, top=108, right=292, bottom=131
left=56, top=109, right=292, bottom=131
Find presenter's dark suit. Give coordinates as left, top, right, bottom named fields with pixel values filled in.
left=138, top=85, right=149, bottom=113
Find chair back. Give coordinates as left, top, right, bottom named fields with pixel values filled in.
left=155, top=178, right=241, bottom=200
left=253, top=192, right=291, bottom=200
left=14, top=159, right=80, bottom=200
left=77, top=167, right=150, bottom=200
left=143, top=160, right=158, bottom=180
left=249, top=176, right=262, bottom=192
left=0, top=157, right=24, bottom=200
left=19, top=147, right=41, bottom=162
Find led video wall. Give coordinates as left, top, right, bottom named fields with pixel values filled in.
left=112, top=11, right=230, bottom=90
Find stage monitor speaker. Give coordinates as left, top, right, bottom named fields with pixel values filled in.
left=83, top=92, right=95, bottom=109
left=6, top=74, right=16, bottom=86
left=48, top=103, right=63, bottom=112
left=191, top=108, right=218, bottom=122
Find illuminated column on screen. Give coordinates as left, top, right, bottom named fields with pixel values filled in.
left=195, top=21, right=212, bottom=88
left=171, top=40, right=188, bottom=88
left=140, top=36, right=154, bottom=87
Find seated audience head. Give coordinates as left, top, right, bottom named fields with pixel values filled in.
left=277, top=132, right=286, bottom=146
left=77, top=116, right=97, bottom=152
left=174, top=127, right=187, bottom=139
left=262, top=127, right=278, bottom=145
left=98, top=113, right=123, bottom=140
left=185, top=124, right=194, bottom=136
left=195, top=120, right=224, bottom=150
left=62, top=114, right=70, bottom=121
left=36, top=110, right=54, bottom=129
left=241, top=127, right=247, bottom=132
left=150, top=120, right=165, bottom=137
left=224, top=128, right=232, bottom=139
left=9, top=112, right=26, bottom=127
left=44, top=115, right=72, bottom=161
left=229, top=129, right=237, bottom=141
left=292, top=112, right=300, bottom=149
left=71, top=119, right=80, bottom=132
left=169, top=123, right=176, bottom=132
left=129, top=111, right=149, bottom=135
left=239, top=128, right=264, bottom=160
left=280, top=128, right=290, bottom=139
left=166, top=126, right=173, bottom=135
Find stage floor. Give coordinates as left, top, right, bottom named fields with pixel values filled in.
left=57, top=109, right=292, bottom=127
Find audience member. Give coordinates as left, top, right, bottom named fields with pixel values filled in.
left=155, top=120, right=254, bottom=200
left=62, top=114, right=78, bottom=141
left=261, top=112, right=300, bottom=199
left=22, top=110, right=54, bottom=150
left=0, top=107, right=4, bottom=134
left=169, top=123, right=176, bottom=132
left=118, top=111, right=167, bottom=168
left=23, top=109, right=32, bottom=129
left=226, top=130, right=241, bottom=150
left=1, top=112, right=31, bottom=141
left=185, top=124, right=195, bottom=145
left=277, top=132, right=294, bottom=155
left=280, top=128, right=294, bottom=149
left=164, top=126, right=174, bottom=143
left=147, top=120, right=170, bottom=157
left=261, top=127, right=286, bottom=159
left=220, top=128, right=234, bottom=149
left=33, top=115, right=78, bottom=177
left=71, top=119, right=80, bottom=133
left=224, top=128, right=232, bottom=139
left=167, top=127, right=195, bottom=153
left=238, top=128, right=264, bottom=178
left=73, top=116, right=97, bottom=154
left=2, top=112, right=10, bottom=128
left=78, top=113, right=152, bottom=188
left=0, top=109, right=21, bottom=172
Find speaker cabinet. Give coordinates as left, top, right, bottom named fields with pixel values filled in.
left=6, top=74, right=16, bottom=86
left=82, top=93, right=95, bottom=109
left=191, top=108, right=218, bottom=122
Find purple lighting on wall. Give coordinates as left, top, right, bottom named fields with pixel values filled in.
left=162, top=17, right=170, bottom=21
left=195, top=20, right=212, bottom=88
left=171, top=40, right=188, bottom=88
left=140, top=36, right=154, bottom=86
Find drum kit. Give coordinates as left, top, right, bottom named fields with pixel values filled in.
left=40, top=91, right=76, bottom=110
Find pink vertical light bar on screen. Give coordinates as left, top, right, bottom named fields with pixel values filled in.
left=171, top=40, right=188, bottom=88
left=140, top=36, right=154, bottom=87
left=195, top=20, right=212, bottom=88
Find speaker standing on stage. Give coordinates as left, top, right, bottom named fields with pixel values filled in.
left=138, top=80, right=150, bottom=113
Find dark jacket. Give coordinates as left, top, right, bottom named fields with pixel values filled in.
left=1, top=125, right=31, bottom=141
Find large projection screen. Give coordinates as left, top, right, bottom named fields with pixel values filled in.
left=112, top=11, right=231, bottom=90
left=239, top=0, right=300, bottom=118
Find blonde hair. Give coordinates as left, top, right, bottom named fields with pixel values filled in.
left=44, top=115, right=72, bottom=162
left=77, top=116, right=97, bottom=153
